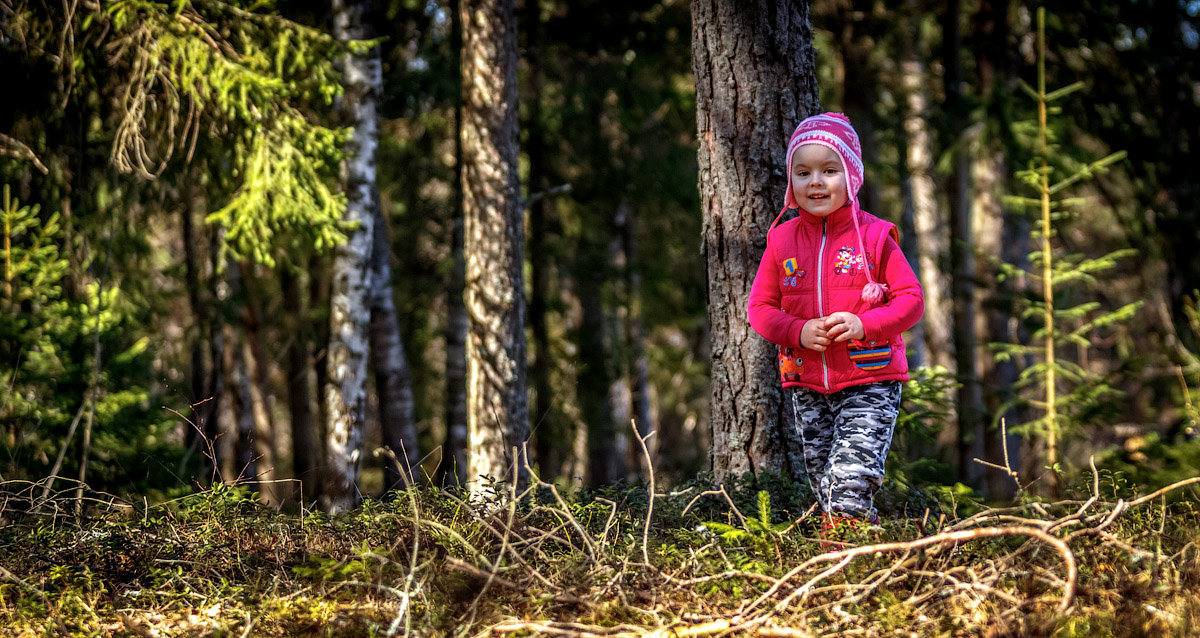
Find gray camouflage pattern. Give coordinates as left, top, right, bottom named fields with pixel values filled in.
left=790, top=381, right=901, bottom=520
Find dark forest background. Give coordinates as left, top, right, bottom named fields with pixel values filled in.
left=3, top=0, right=1200, bottom=509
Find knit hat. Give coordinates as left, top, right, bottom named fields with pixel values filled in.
left=778, top=112, right=886, bottom=305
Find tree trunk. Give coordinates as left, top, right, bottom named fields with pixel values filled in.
left=901, top=14, right=953, bottom=377
left=943, top=0, right=984, bottom=486
left=461, top=0, right=528, bottom=490
left=281, top=267, right=319, bottom=504
left=974, top=0, right=1023, bottom=498
left=691, top=0, right=820, bottom=485
left=522, top=0, right=560, bottom=482
left=243, top=272, right=278, bottom=504
left=321, top=0, right=381, bottom=513
left=836, top=1, right=884, bottom=216
left=436, top=0, right=469, bottom=489
left=618, top=200, right=653, bottom=477
left=580, top=255, right=620, bottom=488
left=369, top=204, right=420, bottom=492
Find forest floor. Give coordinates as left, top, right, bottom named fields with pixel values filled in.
left=2, top=470, right=1200, bottom=637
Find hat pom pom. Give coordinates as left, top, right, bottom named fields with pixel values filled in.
left=861, top=282, right=888, bottom=305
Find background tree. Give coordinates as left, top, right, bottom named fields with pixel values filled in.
left=321, top=0, right=382, bottom=513
left=461, top=0, right=528, bottom=489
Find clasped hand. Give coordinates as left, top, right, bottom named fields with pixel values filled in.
left=800, top=312, right=864, bottom=352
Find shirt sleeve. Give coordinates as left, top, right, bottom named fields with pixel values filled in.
left=858, top=232, right=924, bottom=341
left=747, top=235, right=806, bottom=349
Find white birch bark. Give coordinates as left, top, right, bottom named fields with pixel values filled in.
left=321, top=0, right=379, bottom=513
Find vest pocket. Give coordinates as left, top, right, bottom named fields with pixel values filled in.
left=847, top=339, right=892, bottom=371
left=779, top=346, right=803, bottom=383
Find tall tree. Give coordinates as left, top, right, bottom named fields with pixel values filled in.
left=321, top=0, right=381, bottom=513
left=691, top=0, right=821, bottom=484
left=901, top=6, right=951, bottom=376
left=461, top=0, right=528, bottom=489
left=280, top=266, right=319, bottom=502
left=369, top=202, right=420, bottom=491
left=942, top=0, right=984, bottom=484
left=972, top=0, right=1024, bottom=497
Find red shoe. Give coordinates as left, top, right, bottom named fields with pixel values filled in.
left=817, top=512, right=880, bottom=549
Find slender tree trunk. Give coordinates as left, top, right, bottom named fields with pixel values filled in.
left=837, top=1, right=883, bottom=216
left=243, top=273, right=277, bottom=503
left=461, top=0, right=528, bottom=489
left=181, top=191, right=210, bottom=477
left=437, top=0, right=469, bottom=489
left=281, top=268, right=318, bottom=503
left=901, top=13, right=952, bottom=377
left=691, top=0, right=820, bottom=484
left=943, top=0, right=984, bottom=486
left=522, top=0, right=559, bottom=482
left=369, top=204, right=420, bottom=492
left=580, top=256, right=619, bottom=488
left=309, top=254, right=330, bottom=498
left=973, top=0, right=1023, bottom=499
left=227, top=289, right=258, bottom=486
left=618, top=200, right=653, bottom=476
left=322, top=0, right=381, bottom=513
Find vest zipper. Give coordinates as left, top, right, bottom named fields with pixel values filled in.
left=817, top=217, right=830, bottom=391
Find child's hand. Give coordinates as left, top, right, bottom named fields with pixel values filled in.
left=823, top=312, right=865, bottom=343
left=801, top=318, right=832, bottom=351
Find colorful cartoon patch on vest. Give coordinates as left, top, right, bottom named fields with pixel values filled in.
left=846, top=339, right=891, bottom=371
left=834, top=246, right=874, bottom=275
left=779, top=347, right=802, bottom=382
left=781, top=258, right=805, bottom=287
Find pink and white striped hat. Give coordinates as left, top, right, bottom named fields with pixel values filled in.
left=783, top=112, right=864, bottom=211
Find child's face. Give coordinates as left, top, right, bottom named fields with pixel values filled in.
left=791, top=144, right=848, bottom=218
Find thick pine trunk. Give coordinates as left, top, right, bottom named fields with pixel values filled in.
left=369, top=204, right=420, bottom=491
left=461, top=0, right=528, bottom=490
left=321, top=0, right=381, bottom=513
left=691, top=0, right=820, bottom=485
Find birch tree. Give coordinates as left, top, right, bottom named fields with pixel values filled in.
left=691, top=0, right=820, bottom=484
left=321, top=0, right=381, bottom=513
left=461, top=0, right=528, bottom=489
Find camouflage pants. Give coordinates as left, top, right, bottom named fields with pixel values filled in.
left=790, top=381, right=901, bottom=520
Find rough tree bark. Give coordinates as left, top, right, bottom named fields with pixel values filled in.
left=461, top=0, right=528, bottom=489
left=691, top=0, right=820, bottom=485
left=321, top=0, right=380, bottom=513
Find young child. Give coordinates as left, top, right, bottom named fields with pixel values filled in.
left=747, top=113, right=924, bottom=525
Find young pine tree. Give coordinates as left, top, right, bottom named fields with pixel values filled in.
left=993, top=8, right=1140, bottom=495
